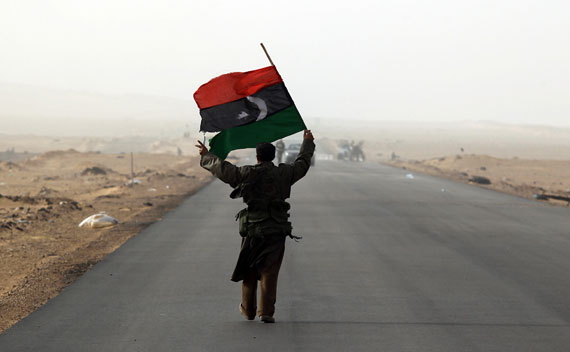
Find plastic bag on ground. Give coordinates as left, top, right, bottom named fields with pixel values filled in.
left=78, top=212, right=119, bottom=229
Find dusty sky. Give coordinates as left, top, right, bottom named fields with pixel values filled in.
left=1, top=0, right=569, bottom=126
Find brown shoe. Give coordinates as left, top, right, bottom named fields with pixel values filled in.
left=239, top=304, right=255, bottom=320
left=260, top=315, right=275, bottom=323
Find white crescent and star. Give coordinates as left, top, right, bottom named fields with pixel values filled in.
left=237, top=96, right=268, bottom=121
left=247, top=96, right=268, bottom=121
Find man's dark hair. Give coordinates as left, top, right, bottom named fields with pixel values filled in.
left=256, top=142, right=276, bottom=162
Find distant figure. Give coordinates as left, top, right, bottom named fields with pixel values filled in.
left=275, top=139, right=285, bottom=163
left=350, top=141, right=365, bottom=162
left=196, top=130, right=315, bottom=323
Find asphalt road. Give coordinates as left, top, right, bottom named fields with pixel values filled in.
left=2, top=160, right=570, bottom=351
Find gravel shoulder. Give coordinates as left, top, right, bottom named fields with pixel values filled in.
left=0, top=150, right=211, bottom=333
left=384, top=154, right=570, bottom=208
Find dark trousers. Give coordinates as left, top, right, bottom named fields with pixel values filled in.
left=241, top=247, right=285, bottom=318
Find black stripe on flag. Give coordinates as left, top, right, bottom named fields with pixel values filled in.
left=199, top=83, right=293, bottom=133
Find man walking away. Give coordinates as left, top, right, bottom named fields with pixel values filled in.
left=196, top=130, right=315, bottom=323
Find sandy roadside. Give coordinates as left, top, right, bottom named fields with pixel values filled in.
left=0, top=150, right=212, bottom=333
left=384, top=155, right=570, bottom=208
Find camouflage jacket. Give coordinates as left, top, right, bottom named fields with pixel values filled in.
left=200, top=139, right=315, bottom=236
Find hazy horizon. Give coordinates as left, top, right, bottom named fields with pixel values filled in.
left=2, top=0, right=570, bottom=128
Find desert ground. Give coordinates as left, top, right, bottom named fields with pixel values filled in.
left=0, top=147, right=212, bottom=332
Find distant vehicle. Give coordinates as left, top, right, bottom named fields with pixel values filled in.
left=337, top=140, right=365, bottom=162
left=337, top=143, right=351, bottom=161
left=283, top=143, right=315, bottom=166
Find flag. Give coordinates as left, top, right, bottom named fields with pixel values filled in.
left=194, top=66, right=306, bottom=159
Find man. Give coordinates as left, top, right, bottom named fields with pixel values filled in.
left=275, top=139, right=285, bottom=164
left=195, top=130, right=315, bottom=323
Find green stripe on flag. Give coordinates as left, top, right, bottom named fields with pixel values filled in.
left=209, top=105, right=306, bottom=159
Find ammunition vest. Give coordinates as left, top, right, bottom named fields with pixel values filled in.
left=232, top=164, right=298, bottom=239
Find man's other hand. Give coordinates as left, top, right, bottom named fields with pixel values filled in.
left=195, top=140, right=209, bottom=156
left=303, top=129, right=314, bottom=141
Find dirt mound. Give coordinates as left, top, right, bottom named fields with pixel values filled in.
left=24, top=149, right=79, bottom=167
left=469, top=175, right=491, bottom=185
left=37, top=186, right=59, bottom=197
left=0, top=161, right=24, bottom=171
left=80, top=167, right=109, bottom=176
left=0, top=194, right=43, bottom=205
left=40, top=149, right=80, bottom=159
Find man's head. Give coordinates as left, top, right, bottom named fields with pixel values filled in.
left=256, top=142, right=276, bottom=162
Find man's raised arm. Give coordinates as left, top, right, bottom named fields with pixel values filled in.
left=291, top=130, right=315, bottom=185
left=196, top=140, right=242, bottom=188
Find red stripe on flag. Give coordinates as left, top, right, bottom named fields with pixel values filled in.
left=193, top=66, right=283, bottom=109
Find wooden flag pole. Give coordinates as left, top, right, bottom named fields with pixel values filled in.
left=260, top=42, right=309, bottom=133
left=260, top=43, right=275, bottom=67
